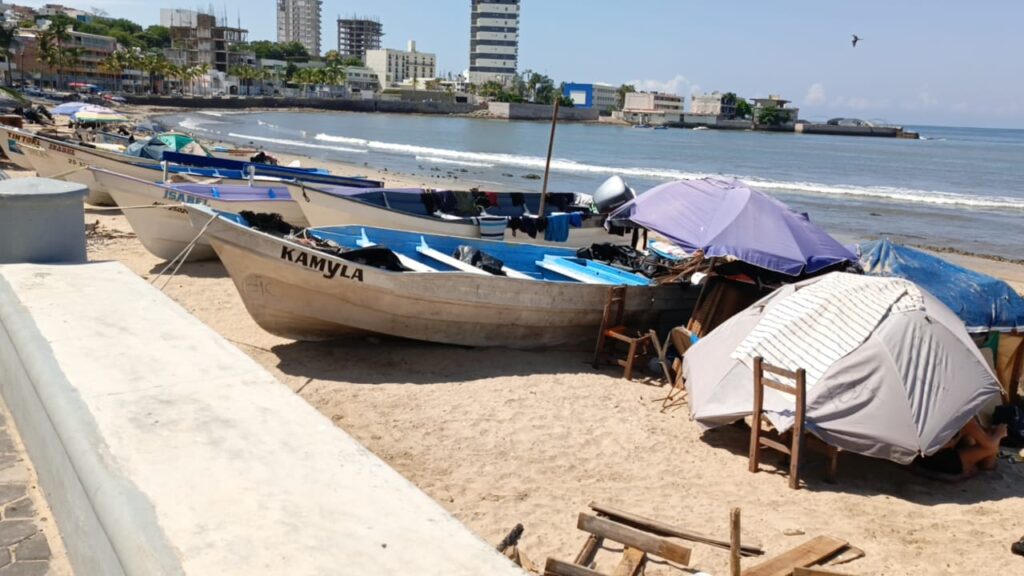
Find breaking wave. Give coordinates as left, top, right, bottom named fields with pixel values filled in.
left=297, top=131, right=1024, bottom=211
left=227, top=133, right=367, bottom=154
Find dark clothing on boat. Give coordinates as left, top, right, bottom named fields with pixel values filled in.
left=918, top=448, right=963, bottom=476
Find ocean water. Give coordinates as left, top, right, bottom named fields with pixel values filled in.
left=162, top=110, right=1024, bottom=260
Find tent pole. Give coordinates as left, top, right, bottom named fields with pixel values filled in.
left=538, top=98, right=560, bottom=216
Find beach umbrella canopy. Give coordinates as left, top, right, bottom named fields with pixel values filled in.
left=606, top=178, right=856, bottom=276
left=70, top=105, right=127, bottom=123
left=684, top=272, right=1001, bottom=464
left=859, top=239, right=1024, bottom=332
left=125, top=132, right=212, bottom=160
left=51, top=101, right=93, bottom=115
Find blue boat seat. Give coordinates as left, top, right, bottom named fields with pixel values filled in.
left=416, top=237, right=491, bottom=275
left=356, top=229, right=436, bottom=272
left=535, top=256, right=651, bottom=286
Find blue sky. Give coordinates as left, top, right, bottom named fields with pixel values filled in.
left=19, top=1, right=1024, bottom=128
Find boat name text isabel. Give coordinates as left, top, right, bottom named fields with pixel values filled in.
left=162, top=190, right=210, bottom=205
left=280, top=246, right=364, bottom=281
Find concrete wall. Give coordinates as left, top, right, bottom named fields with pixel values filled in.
left=487, top=102, right=599, bottom=121
left=796, top=123, right=907, bottom=137
left=0, top=262, right=524, bottom=576
left=124, top=95, right=482, bottom=115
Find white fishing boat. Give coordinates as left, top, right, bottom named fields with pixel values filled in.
left=91, top=168, right=309, bottom=262
left=184, top=204, right=695, bottom=347
left=296, top=176, right=637, bottom=247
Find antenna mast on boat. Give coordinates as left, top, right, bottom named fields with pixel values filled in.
left=538, top=98, right=560, bottom=216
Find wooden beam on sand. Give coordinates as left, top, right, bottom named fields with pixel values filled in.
left=544, top=557, right=604, bottom=576
left=577, top=513, right=691, bottom=566
left=741, top=536, right=848, bottom=576
left=589, top=501, right=765, bottom=556
left=793, top=568, right=857, bottom=576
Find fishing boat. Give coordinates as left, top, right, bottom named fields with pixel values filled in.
left=295, top=176, right=636, bottom=247
left=90, top=167, right=308, bottom=262
left=183, top=204, right=695, bottom=347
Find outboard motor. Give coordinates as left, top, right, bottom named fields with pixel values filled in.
left=592, top=175, right=636, bottom=213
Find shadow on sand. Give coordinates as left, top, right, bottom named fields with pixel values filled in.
left=700, top=423, right=1024, bottom=504
left=270, top=337, right=605, bottom=385
left=147, top=259, right=229, bottom=279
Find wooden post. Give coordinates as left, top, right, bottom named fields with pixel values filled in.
left=538, top=98, right=560, bottom=216
left=730, top=508, right=741, bottom=576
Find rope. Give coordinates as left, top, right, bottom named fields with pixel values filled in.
left=149, top=212, right=219, bottom=291
left=48, top=164, right=91, bottom=179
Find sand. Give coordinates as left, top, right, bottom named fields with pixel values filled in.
left=10, top=109, right=1024, bottom=574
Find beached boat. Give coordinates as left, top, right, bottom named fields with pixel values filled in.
left=184, top=204, right=695, bottom=347
left=91, top=167, right=308, bottom=262
left=296, top=184, right=624, bottom=247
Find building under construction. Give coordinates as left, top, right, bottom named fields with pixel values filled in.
left=336, top=16, right=383, bottom=63
left=161, top=9, right=248, bottom=74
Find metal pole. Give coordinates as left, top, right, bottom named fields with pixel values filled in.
left=538, top=98, right=560, bottom=216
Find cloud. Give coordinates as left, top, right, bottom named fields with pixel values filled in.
left=830, top=95, right=876, bottom=111
left=627, top=74, right=691, bottom=96
left=804, top=83, right=826, bottom=106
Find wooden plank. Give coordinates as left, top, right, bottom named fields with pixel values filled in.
left=589, top=502, right=764, bottom=556
left=730, top=508, right=741, bottom=576
left=793, top=568, right=855, bottom=576
left=574, top=534, right=603, bottom=567
left=544, top=557, right=605, bottom=576
left=611, top=547, right=646, bottom=576
left=577, top=513, right=692, bottom=566
left=741, top=536, right=848, bottom=576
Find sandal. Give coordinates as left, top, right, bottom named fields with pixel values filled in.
left=1012, top=536, right=1024, bottom=557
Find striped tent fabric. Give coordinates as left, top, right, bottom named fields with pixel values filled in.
left=731, top=273, right=924, bottom=388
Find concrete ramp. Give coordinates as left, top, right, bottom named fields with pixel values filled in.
left=0, top=262, right=523, bottom=576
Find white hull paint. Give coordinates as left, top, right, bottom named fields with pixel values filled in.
left=298, top=186, right=615, bottom=247
left=189, top=207, right=695, bottom=347
left=93, top=169, right=308, bottom=262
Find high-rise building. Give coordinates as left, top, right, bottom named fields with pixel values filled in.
left=468, top=0, right=519, bottom=85
left=337, top=16, right=383, bottom=63
left=277, top=0, right=322, bottom=57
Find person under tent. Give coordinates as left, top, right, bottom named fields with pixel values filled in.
left=916, top=417, right=1007, bottom=479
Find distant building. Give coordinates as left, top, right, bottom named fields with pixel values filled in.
left=365, top=40, right=436, bottom=88
left=336, top=16, right=382, bottom=63
left=162, top=9, right=248, bottom=74
left=751, top=94, right=799, bottom=127
left=562, top=83, right=617, bottom=113
left=34, top=3, right=94, bottom=22
left=13, top=28, right=119, bottom=89
left=621, top=92, right=684, bottom=124
left=277, top=0, right=322, bottom=57
left=343, top=66, right=380, bottom=93
left=690, top=91, right=738, bottom=117
left=468, top=0, right=519, bottom=85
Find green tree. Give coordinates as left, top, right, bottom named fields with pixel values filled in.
left=99, top=49, right=131, bottom=92
left=239, top=40, right=310, bottom=62
left=140, top=51, right=169, bottom=94
left=734, top=98, right=752, bottom=119
left=615, top=84, right=635, bottom=110
left=755, top=104, right=788, bottom=127
left=38, top=22, right=80, bottom=89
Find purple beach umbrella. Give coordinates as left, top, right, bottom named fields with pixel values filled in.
left=607, top=178, right=856, bottom=276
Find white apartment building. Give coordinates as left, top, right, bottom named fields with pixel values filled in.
left=468, top=0, right=519, bottom=85
left=277, top=0, right=322, bottom=57
left=365, top=40, right=436, bottom=88
left=622, top=92, right=685, bottom=124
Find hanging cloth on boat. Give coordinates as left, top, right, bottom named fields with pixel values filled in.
left=568, top=212, right=583, bottom=228
left=485, top=192, right=499, bottom=207
left=420, top=191, right=437, bottom=214
left=453, top=191, right=478, bottom=215
left=544, top=213, right=570, bottom=242
left=510, top=192, right=526, bottom=208
left=477, top=216, right=508, bottom=240
left=432, top=190, right=457, bottom=213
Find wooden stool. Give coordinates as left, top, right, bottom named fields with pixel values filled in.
left=592, top=287, right=652, bottom=381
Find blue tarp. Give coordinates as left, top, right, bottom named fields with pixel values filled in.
left=859, top=239, right=1024, bottom=332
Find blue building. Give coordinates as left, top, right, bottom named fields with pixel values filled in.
left=562, top=82, right=617, bottom=113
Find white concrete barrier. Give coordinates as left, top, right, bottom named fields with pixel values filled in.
left=0, top=262, right=524, bottom=576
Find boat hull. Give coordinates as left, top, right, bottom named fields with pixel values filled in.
left=95, top=170, right=308, bottom=262
left=298, top=186, right=615, bottom=247
left=0, top=127, right=40, bottom=170
left=194, top=211, right=695, bottom=347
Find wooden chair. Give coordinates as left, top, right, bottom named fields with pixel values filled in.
left=749, top=357, right=839, bottom=490
left=543, top=513, right=692, bottom=576
left=592, top=286, right=652, bottom=381
left=653, top=326, right=696, bottom=410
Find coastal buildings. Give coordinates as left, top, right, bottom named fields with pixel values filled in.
left=562, top=83, right=617, bottom=113
left=468, top=0, right=519, bottom=85
left=365, top=41, right=436, bottom=88
left=620, top=92, right=685, bottom=125
left=343, top=66, right=381, bottom=94
left=11, top=27, right=119, bottom=89
left=161, top=9, right=248, bottom=74
left=277, top=0, right=322, bottom=57
left=690, top=92, right=738, bottom=117
left=752, top=95, right=799, bottom=128
left=336, top=16, right=383, bottom=63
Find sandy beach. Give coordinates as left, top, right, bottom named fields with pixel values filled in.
left=18, top=122, right=1010, bottom=575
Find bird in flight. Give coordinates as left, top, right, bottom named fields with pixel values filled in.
left=851, top=34, right=861, bottom=48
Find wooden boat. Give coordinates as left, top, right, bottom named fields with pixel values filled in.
left=184, top=204, right=695, bottom=347
left=90, top=167, right=308, bottom=262
left=297, top=184, right=619, bottom=247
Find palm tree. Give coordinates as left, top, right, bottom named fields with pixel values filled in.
left=38, top=23, right=79, bottom=89
left=99, top=49, right=131, bottom=92
left=140, top=52, right=168, bottom=94
left=0, top=25, right=17, bottom=87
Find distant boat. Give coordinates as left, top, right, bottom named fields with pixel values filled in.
left=183, top=204, right=695, bottom=347
left=90, top=167, right=307, bottom=261
left=692, top=126, right=709, bottom=131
